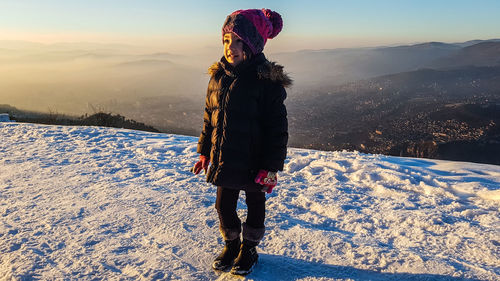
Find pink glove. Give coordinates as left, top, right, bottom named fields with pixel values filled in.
left=254, top=169, right=277, bottom=193
left=192, top=155, right=210, bottom=175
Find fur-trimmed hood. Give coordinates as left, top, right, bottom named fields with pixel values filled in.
left=208, top=55, right=293, bottom=88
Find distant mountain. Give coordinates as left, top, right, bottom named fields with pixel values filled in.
left=0, top=40, right=46, bottom=50
left=452, top=38, right=500, bottom=48
left=428, top=41, right=500, bottom=68
left=365, top=65, right=500, bottom=94
left=350, top=42, right=461, bottom=78
left=114, top=59, right=175, bottom=68
left=270, top=39, right=500, bottom=92
left=141, top=52, right=185, bottom=60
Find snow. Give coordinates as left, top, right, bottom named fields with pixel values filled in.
left=0, top=122, right=499, bottom=281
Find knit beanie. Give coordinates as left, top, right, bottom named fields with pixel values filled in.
left=222, top=9, right=283, bottom=54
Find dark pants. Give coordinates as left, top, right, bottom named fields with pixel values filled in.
left=215, top=186, right=266, bottom=231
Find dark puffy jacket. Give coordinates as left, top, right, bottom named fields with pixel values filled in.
left=197, top=53, right=291, bottom=190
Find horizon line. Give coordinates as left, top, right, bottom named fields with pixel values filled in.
left=2, top=37, right=500, bottom=54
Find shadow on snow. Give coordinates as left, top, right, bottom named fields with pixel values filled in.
left=245, top=254, right=480, bottom=281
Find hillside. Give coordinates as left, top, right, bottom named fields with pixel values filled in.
left=0, top=104, right=160, bottom=133
left=288, top=65, right=500, bottom=164
left=1, top=123, right=498, bottom=280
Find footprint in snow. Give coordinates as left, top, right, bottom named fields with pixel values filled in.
left=286, top=157, right=312, bottom=173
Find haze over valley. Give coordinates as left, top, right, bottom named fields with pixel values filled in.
left=2, top=39, right=500, bottom=164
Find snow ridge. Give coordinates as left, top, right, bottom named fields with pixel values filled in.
left=1, top=123, right=499, bottom=280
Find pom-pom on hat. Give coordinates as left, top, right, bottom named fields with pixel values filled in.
left=222, top=9, right=283, bottom=54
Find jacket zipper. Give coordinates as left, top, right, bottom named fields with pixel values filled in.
left=209, top=79, right=232, bottom=182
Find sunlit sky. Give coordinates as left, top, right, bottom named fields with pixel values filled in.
left=1, top=0, right=500, bottom=52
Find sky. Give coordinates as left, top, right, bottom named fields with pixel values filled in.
left=1, top=0, right=500, bottom=52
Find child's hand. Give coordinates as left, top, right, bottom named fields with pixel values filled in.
left=254, top=169, right=277, bottom=193
left=191, top=155, right=210, bottom=175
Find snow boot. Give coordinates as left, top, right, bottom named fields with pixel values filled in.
left=212, top=238, right=241, bottom=271
left=230, top=240, right=259, bottom=275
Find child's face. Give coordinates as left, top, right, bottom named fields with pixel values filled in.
left=223, top=33, right=245, bottom=66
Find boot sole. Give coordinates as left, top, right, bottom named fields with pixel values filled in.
left=212, top=263, right=232, bottom=271
left=230, top=260, right=257, bottom=276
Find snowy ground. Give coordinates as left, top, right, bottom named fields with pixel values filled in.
left=0, top=123, right=499, bottom=281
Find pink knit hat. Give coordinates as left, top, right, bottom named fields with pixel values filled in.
left=222, top=9, right=283, bottom=54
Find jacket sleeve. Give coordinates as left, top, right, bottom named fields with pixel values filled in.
left=197, top=81, right=214, bottom=157
left=261, top=83, right=288, bottom=172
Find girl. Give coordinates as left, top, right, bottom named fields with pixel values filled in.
left=193, top=8, right=291, bottom=275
